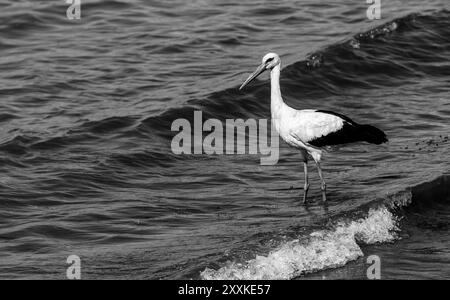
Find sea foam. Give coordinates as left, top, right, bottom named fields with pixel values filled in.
left=201, top=206, right=399, bottom=280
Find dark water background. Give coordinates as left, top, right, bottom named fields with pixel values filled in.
left=0, top=0, right=449, bottom=279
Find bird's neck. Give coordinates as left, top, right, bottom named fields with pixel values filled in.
left=270, top=65, right=284, bottom=117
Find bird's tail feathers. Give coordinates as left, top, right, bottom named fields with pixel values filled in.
left=359, top=124, right=388, bottom=145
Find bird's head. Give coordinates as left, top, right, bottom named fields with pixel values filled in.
left=239, top=52, right=281, bottom=90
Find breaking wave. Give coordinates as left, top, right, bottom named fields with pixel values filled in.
left=201, top=174, right=449, bottom=280
left=201, top=206, right=398, bottom=280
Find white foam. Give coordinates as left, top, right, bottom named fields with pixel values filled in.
left=201, top=206, right=399, bottom=280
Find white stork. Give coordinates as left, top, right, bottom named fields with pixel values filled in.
left=239, top=53, right=387, bottom=203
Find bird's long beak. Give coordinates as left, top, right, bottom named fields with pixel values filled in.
left=239, top=63, right=267, bottom=90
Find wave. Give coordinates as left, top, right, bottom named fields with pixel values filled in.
left=201, top=207, right=398, bottom=280
left=200, top=174, right=449, bottom=280
left=137, top=10, right=450, bottom=137
left=1, top=11, right=447, bottom=160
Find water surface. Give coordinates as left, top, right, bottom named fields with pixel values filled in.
left=0, top=0, right=449, bottom=279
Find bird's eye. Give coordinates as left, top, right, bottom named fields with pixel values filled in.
left=265, top=57, right=274, bottom=63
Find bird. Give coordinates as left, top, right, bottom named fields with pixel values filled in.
left=239, top=53, right=388, bottom=203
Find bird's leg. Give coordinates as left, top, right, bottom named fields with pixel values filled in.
left=315, top=161, right=327, bottom=202
left=299, top=150, right=309, bottom=203
left=303, top=162, right=309, bottom=203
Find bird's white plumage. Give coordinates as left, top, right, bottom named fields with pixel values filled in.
left=265, top=55, right=347, bottom=162
left=274, top=108, right=345, bottom=145
left=271, top=100, right=345, bottom=158
left=243, top=53, right=348, bottom=161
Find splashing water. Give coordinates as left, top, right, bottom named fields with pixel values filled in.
left=201, top=207, right=399, bottom=280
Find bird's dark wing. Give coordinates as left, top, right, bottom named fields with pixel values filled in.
left=308, top=110, right=387, bottom=147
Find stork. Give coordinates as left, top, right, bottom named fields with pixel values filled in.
left=239, top=53, right=388, bottom=203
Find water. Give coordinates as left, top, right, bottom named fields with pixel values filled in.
left=0, top=0, right=449, bottom=279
